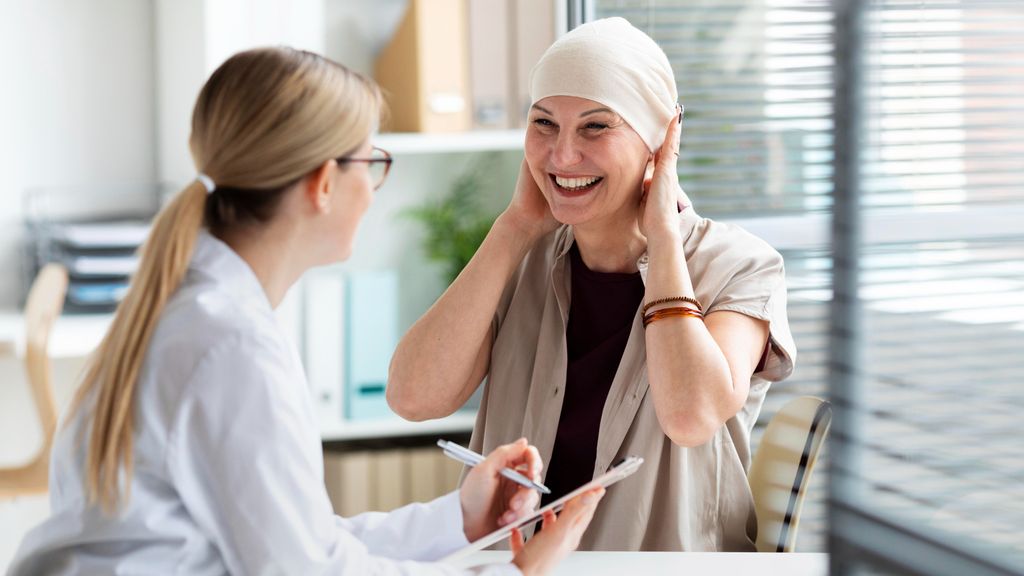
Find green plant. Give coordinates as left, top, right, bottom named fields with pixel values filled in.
left=404, top=155, right=502, bottom=285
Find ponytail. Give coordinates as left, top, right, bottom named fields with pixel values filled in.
left=73, top=180, right=207, bottom=511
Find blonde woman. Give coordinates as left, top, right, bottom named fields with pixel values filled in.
left=8, top=48, right=602, bottom=576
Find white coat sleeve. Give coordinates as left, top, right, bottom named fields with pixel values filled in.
left=165, top=333, right=520, bottom=576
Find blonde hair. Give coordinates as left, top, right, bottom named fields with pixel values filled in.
left=71, top=47, right=382, bottom=512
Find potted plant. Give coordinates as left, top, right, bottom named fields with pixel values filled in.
left=404, top=154, right=505, bottom=285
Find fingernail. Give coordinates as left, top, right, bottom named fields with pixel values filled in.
left=583, top=493, right=598, bottom=505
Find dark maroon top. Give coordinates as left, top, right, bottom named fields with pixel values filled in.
left=541, top=242, right=646, bottom=506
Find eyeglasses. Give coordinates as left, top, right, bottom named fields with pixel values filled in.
left=337, top=146, right=393, bottom=190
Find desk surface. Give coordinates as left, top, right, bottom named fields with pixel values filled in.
left=456, top=551, right=828, bottom=575
left=0, top=311, right=111, bottom=359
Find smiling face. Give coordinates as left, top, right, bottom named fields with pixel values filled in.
left=524, top=95, right=653, bottom=229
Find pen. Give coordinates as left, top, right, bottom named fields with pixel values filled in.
left=436, top=439, right=551, bottom=495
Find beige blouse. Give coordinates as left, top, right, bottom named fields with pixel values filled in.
left=467, top=207, right=796, bottom=551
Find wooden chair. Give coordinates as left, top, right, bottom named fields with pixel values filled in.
left=748, top=395, right=832, bottom=552
left=0, top=264, right=68, bottom=498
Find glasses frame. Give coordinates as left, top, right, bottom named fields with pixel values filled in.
left=336, top=146, right=393, bottom=190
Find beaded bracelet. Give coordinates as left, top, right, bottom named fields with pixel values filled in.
left=642, top=296, right=703, bottom=316
left=642, top=306, right=705, bottom=328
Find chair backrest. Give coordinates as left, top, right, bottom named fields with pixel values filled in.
left=748, top=395, right=832, bottom=553
left=0, top=263, right=68, bottom=498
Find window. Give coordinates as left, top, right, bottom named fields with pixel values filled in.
left=586, top=1, right=1024, bottom=572
left=831, top=1, right=1024, bottom=573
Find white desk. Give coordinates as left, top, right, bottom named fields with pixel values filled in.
left=456, top=551, right=828, bottom=575
left=0, top=311, right=112, bottom=359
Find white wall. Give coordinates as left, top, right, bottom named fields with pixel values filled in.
left=0, top=0, right=157, bottom=308
left=0, top=3, right=156, bottom=567
left=155, top=0, right=328, bottom=184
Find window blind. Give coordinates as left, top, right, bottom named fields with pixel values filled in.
left=830, top=1, right=1024, bottom=573
left=589, top=0, right=1024, bottom=571
left=594, top=0, right=835, bottom=217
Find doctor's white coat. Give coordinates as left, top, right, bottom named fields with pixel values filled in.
left=7, top=231, right=518, bottom=576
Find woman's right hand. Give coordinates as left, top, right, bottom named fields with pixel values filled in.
left=509, top=487, right=605, bottom=576
left=499, top=158, right=559, bottom=242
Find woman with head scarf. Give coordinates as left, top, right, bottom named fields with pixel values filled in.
left=389, top=18, right=796, bottom=551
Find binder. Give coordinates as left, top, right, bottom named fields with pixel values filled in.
left=344, top=270, right=398, bottom=421
left=372, top=450, right=408, bottom=511
left=468, top=0, right=512, bottom=129
left=466, top=0, right=558, bottom=129
left=511, top=0, right=557, bottom=127
left=407, top=447, right=443, bottom=503
left=324, top=451, right=372, bottom=516
left=304, top=269, right=346, bottom=424
left=374, top=0, right=471, bottom=132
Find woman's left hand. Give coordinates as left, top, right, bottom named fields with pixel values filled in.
left=638, top=105, right=686, bottom=241
left=460, top=438, right=543, bottom=542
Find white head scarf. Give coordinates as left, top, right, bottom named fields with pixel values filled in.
left=529, top=17, right=678, bottom=152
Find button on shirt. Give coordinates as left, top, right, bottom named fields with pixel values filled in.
left=8, top=231, right=518, bottom=576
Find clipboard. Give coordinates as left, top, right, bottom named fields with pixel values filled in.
left=441, top=456, right=644, bottom=563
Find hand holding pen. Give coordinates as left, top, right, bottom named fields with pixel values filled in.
left=438, top=439, right=551, bottom=494
left=452, top=437, right=547, bottom=541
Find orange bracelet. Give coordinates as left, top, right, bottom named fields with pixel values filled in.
left=642, top=306, right=704, bottom=328
left=642, top=296, right=703, bottom=315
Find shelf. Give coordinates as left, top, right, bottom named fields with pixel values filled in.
left=318, top=411, right=477, bottom=442
left=375, top=129, right=524, bottom=154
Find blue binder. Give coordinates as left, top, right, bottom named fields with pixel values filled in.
left=344, top=270, right=398, bottom=420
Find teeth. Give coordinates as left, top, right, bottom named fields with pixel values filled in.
left=555, top=175, right=601, bottom=189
